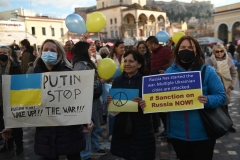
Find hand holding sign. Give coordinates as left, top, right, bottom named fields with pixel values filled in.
left=198, top=95, right=208, bottom=104
left=108, top=89, right=139, bottom=112
left=132, top=97, right=146, bottom=111
left=0, top=128, right=12, bottom=140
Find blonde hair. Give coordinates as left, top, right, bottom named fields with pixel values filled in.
left=212, top=43, right=226, bottom=54
left=99, top=47, right=110, bottom=55
left=34, top=39, right=72, bottom=68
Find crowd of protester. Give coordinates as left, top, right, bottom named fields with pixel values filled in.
left=0, top=36, right=240, bottom=160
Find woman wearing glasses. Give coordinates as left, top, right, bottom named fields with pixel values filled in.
left=205, top=43, right=237, bottom=132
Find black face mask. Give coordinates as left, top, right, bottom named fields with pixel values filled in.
left=178, top=49, right=196, bottom=63
left=0, top=54, right=8, bottom=62
left=101, top=53, right=108, bottom=59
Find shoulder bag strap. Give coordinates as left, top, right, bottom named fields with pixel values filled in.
left=201, top=65, right=207, bottom=83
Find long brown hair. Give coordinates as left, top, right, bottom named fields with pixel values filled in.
left=109, top=40, right=124, bottom=59
left=173, top=36, right=204, bottom=71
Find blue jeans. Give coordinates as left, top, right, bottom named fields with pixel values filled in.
left=80, top=125, right=102, bottom=160
left=109, top=114, right=115, bottom=136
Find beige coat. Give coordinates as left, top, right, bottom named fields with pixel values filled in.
left=205, top=54, right=237, bottom=104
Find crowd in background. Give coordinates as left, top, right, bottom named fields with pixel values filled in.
left=0, top=36, right=240, bottom=160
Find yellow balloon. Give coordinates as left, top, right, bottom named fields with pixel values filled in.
left=97, top=58, right=116, bottom=79
left=172, top=32, right=185, bottom=44
left=120, top=62, right=124, bottom=72
left=86, top=12, right=106, bottom=32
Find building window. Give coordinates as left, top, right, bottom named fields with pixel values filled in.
left=110, top=19, right=113, bottom=25
left=115, top=30, right=118, bottom=38
left=51, top=28, right=55, bottom=36
left=127, top=18, right=130, bottom=24
left=126, top=29, right=131, bottom=37
left=102, top=2, right=105, bottom=8
left=60, top=28, right=64, bottom=37
left=133, top=29, right=136, bottom=37
left=104, top=33, right=107, bottom=39
left=111, top=31, right=114, bottom=38
left=42, top=27, right=46, bottom=35
left=31, top=27, right=35, bottom=35
left=115, top=18, right=117, bottom=24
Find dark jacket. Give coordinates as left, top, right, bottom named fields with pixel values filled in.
left=150, top=45, right=173, bottom=74
left=33, top=59, right=86, bottom=158
left=21, top=49, right=35, bottom=74
left=0, top=61, right=22, bottom=113
left=9, top=61, right=22, bottom=75
left=110, top=72, right=156, bottom=160
left=144, top=51, right=151, bottom=74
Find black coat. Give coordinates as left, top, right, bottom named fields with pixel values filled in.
left=9, top=61, right=22, bottom=74
left=110, top=72, right=156, bottom=160
left=144, top=51, right=151, bottom=74
left=33, top=59, right=86, bottom=158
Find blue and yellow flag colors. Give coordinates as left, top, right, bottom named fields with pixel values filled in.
left=108, top=89, right=139, bottom=112
left=10, top=74, right=42, bottom=106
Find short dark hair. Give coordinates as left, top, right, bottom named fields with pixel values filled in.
left=95, top=40, right=100, bottom=43
left=123, top=50, right=146, bottom=75
left=146, top=36, right=158, bottom=45
left=20, top=39, right=30, bottom=49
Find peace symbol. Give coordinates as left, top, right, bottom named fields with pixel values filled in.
left=112, top=92, right=128, bottom=107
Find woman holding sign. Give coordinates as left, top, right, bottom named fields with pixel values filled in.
left=107, top=50, right=156, bottom=160
left=165, top=36, right=226, bottom=160
left=1, top=40, right=92, bottom=160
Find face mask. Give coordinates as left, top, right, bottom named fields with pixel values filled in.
left=0, top=54, right=8, bottom=62
left=41, top=51, right=57, bottom=65
left=178, top=49, right=195, bottom=63
left=101, top=53, right=108, bottom=59
left=143, top=51, right=147, bottom=54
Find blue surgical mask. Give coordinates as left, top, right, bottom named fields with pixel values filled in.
left=41, top=51, right=57, bottom=65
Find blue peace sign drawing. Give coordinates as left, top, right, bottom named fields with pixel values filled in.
left=112, top=92, right=128, bottom=107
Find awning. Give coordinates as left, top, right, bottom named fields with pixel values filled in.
left=0, top=31, right=39, bottom=45
left=197, top=37, right=223, bottom=45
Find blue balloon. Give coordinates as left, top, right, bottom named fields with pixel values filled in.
left=233, top=60, right=238, bottom=67
left=112, top=66, right=122, bottom=79
left=102, top=84, right=112, bottom=102
left=156, top=30, right=170, bottom=42
left=65, top=14, right=87, bottom=34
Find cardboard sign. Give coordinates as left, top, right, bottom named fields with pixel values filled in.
left=3, top=70, right=94, bottom=128
left=108, top=88, right=139, bottom=112
left=142, top=72, right=203, bottom=113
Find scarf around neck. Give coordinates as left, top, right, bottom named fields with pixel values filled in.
left=210, top=53, right=232, bottom=90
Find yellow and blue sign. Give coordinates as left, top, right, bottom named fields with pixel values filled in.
left=143, top=72, right=203, bottom=113
left=108, top=88, right=139, bottom=112
left=10, top=74, right=42, bottom=106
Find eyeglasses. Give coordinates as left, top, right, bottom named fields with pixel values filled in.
left=215, top=50, right=224, bottom=53
left=114, top=40, right=124, bottom=46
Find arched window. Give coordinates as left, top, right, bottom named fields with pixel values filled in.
left=232, top=22, right=240, bottom=44
left=218, top=24, right=228, bottom=44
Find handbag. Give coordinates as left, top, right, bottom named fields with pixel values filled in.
left=199, top=65, right=233, bottom=139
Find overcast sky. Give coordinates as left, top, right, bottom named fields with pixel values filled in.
left=0, top=0, right=239, bottom=18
